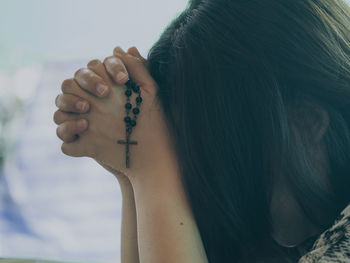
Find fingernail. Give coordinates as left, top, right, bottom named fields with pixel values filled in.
left=77, top=119, right=87, bottom=129
left=55, top=94, right=60, bottom=105
left=131, top=46, right=140, bottom=55
left=114, top=46, right=125, bottom=56
left=97, top=84, right=108, bottom=97
left=116, top=72, right=128, bottom=83
left=76, top=101, right=89, bottom=112
left=115, top=46, right=125, bottom=53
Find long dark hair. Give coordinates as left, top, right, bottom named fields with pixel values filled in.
left=147, top=0, right=350, bottom=262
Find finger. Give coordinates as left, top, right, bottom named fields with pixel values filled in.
left=74, top=67, right=110, bottom=98
left=61, top=78, right=97, bottom=102
left=55, top=93, right=90, bottom=113
left=53, top=110, right=87, bottom=125
left=127, top=46, right=148, bottom=66
left=61, top=139, right=91, bottom=158
left=103, top=56, right=129, bottom=85
left=113, top=46, right=157, bottom=96
left=87, top=59, right=114, bottom=86
left=56, top=119, right=88, bottom=143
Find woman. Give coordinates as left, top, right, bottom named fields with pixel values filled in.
left=54, top=0, right=350, bottom=262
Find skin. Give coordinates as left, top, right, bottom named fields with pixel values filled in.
left=56, top=50, right=171, bottom=180
left=54, top=46, right=332, bottom=261
left=55, top=47, right=141, bottom=263
left=54, top=46, right=208, bottom=263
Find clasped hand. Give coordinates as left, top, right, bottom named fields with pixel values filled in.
left=53, top=46, right=174, bottom=182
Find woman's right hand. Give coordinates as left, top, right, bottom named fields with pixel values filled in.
left=54, top=47, right=136, bottom=142
left=54, top=46, right=175, bottom=184
left=54, top=47, right=140, bottom=180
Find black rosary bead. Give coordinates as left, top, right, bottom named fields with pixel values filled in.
left=130, top=81, right=137, bottom=90
left=124, top=116, right=131, bottom=123
left=125, top=103, right=132, bottom=110
left=132, top=108, right=140, bottom=115
left=132, top=85, right=140, bottom=93
left=125, top=89, right=132, bottom=97
left=125, top=79, right=132, bottom=89
left=130, top=120, right=136, bottom=127
left=136, top=97, right=142, bottom=103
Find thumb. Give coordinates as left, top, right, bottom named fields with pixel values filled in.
left=113, top=46, right=156, bottom=96
left=127, top=46, right=148, bottom=66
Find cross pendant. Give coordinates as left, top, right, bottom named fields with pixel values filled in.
left=117, top=135, right=138, bottom=168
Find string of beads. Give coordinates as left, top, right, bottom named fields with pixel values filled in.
left=117, top=79, right=143, bottom=168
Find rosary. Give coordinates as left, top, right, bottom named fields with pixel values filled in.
left=117, top=79, right=143, bottom=168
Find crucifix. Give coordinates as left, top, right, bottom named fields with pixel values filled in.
left=118, top=79, right=142, bottom=169
left=117, top=132, right=137, bottom=168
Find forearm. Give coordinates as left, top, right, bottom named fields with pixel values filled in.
left=119, top=179, right=140, bottom=263
left=97, top=159, right=140, bottom=263
left=130, top=163, right=208, bottom=263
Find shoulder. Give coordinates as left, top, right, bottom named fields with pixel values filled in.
left=298, top=203, right=350, bottom=263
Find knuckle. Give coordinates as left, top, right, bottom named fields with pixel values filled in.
left=55, top=94, right=61, bottom=107
left=104, top=56, right=124, bottom=69
left=113, top=46, right=125, bottom=56
left=56, top=95, right=67, bottom=109
left=56, top=126, right=63, bottom=140
left=104, top=57, right=127, bottom=82
left=76, top=119, right=88, bottom=132
left=62, top=94, right=76, bottom=108
left=87, top=59, right=102, bottom=68
left=61, top=85, right=68, bottom=93
left=103, top=56, right=114, bottom=64
left=114, top=56, right=126, bottom=66
left=78, top=101, right=90, bottom=113
left=61, top=125, right=69, bottom=140
left=55, top=94, right=61, bottom=106
left=135, top=57, right=144, bottom=65
left=61, top=143, right=71, bottom=156
left=74, top=68, right=87, bottom=79
left=61, top=78, right=75, bottom=93
left=57, top=124, right=70, bottom=142
left=53, top=110, right=62, bottom=124
left=61, top=143, right=66, bottom=154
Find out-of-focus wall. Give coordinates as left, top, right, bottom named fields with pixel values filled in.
left=0, top=0, right=188, bottom=71
left=1, top=0, right=349, bottom=71
left=0, top=2, right=189, bottom=261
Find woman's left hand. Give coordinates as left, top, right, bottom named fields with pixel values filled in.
left=54, top=47, right=176, bottom=182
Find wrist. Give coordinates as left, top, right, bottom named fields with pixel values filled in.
left=95, top=159, right=132, bottom=190
left=117, top=176, right=134, bottom=195
left=129, top=143, right=181, bottom=187
left=130, top=157, right=181, bottom=192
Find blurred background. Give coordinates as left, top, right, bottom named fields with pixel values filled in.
left=0, top=0, right=188, bottom=262
left=2, top=0, right=350, bottom=262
